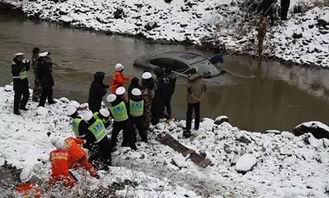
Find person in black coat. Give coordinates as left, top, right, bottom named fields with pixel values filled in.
left=151, top=67, right=165, bottom=125
left=37, top=52, right=56, bottom=107
left=281, top=0, right=290, bottom=20
left=159, top=68, right=176, bottom=118
left=88, top=72, right=109, bottom=113
left=11, top=53, right=30, bottom=115
left=128, top=77, right=142, bottom=99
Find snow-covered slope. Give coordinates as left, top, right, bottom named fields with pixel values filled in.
left=0, top=0, right=328, bottom=68
left=1, top=85, right=329, bottom=197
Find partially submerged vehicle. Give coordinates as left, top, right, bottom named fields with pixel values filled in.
left=133, top=51, right=224, bottom=78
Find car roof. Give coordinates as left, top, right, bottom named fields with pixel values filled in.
left=150, top=51, right=207, bottom=65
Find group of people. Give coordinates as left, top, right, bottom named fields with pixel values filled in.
left=11, top=48, right=55, bottom=115
left=11, top=50, right=207, bottom=197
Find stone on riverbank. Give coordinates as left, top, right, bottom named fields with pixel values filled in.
left=235, top=154, right=257, bottom=173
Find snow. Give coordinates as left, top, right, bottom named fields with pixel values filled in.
left=1, top=86, right=329, bottom=197
left=36, top=106, right=48, bottom=116
left=0, top=0, right=328, bottom=68
left=235, top=154, right=257, bottom=173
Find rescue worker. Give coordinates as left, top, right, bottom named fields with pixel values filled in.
left=128, top=77, right=142, bottom=99
left=88, top=72, right=108, bottom=113
left=259, top=0, right=276, bottom=26
left=93, top=108, right=112, bottom=128
left=129, top=88, right=147, bottom=142
left=11, top=52, right=30, bottom=115
left=83, top=111, right=112, bottom=170
left=152, top=67, right=165, bottom=125
left=15, top=168, right=41, bottom=198
left=115, top=86, right=128, bottom=103
left=31, top=47, right=42, bottom=102
left=110, top=63, right=130, bottom=93
left=184, top=68, right=206, bottom=138
left=141, top=72, right=155, bottom=129
left=48, top=137, right=76, bottom=188
left=67, top=105, right=89, bottom=140
left=51, top=136, right=99, bottom=178
left=37, top=52, right=56, bottom=107
left=107, top=94, right=137, bottom=151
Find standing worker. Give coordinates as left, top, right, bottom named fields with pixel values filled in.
left=83, top=111, right=112, bottom=170
left=110, top=63, right=130, bottom=93
left=37, top=52, right=56, bottom=107
left=115, top=86, right=128, bottom=103
left=67, top=105, right=89, bottom=139
left=160, top=68, right=177, bottom=118
left=184, top=68, right=206, bottom=138
left=141, top=72, right=154, bottom=129
left=48, top=138, right=76, bottom=188
left=152, top=67, right=165, bottom=125
left=15, top=168, right=41, bottom=198
left=11, top=52, right=30, bottom=115
left=88, top=72, right=109, bottom=113
left=128, top=77, right=142, bottom=99
left=31, top=47, right=42, bottom=102
left=129, top=88, right=147, bottom=142
left=107, top=94, right=137, bottom=151
left=50, top=136, right=99, bottom=178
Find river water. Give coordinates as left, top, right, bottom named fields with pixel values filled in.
left=1, top=12, right=329, bottom=131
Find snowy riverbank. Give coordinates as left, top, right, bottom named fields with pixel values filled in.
left=0, top=0, right=328, bottom=68
left=1, top=85, right=329, bottom=197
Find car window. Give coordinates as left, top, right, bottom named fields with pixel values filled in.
left=150, top=58, right=174, bottom=68
left=174, top=61, right=190, bottom=73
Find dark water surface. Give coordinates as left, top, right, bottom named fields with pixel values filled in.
left=1, top=12, right=329, bottom=131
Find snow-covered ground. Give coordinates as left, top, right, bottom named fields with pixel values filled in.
left=0, top=0, right=328, bottom=68
left=1, top=85, right=329, bottom=197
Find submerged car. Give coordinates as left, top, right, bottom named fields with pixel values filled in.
left=133, top=51, right=223, bottom=78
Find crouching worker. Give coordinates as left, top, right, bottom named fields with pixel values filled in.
left=48, top=137, right=76, bottom=188
left=129, top=88, right=147, bottom=142
left=83, top=110, right=112, bottom=170
left=15, top=168, right=41, bottom=198
left=107, top=94, right=137, bottom=151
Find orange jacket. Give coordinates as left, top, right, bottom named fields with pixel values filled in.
left=15, top=183, right=41, bottom=198
left=64, top=137, right=86, bottom=166
left=50, top=149, right=70, bottom=177
left=111, top=71, right=130, bottom=93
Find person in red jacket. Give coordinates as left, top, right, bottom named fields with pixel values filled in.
left=15, top=168, right=42, bottom=198
left=111, top=63, right=130, bottom=93
left=48, top=138, right=76, bottom=188
left=63, top=137, right=98, bottom=177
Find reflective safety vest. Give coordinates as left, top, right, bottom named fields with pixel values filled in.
left=88, top=119, right=106, bottom=143
left=129, top=100, right=144, bottom=117
left=109, top=102, right=129, bottom=122
left=71, top=118, right=85, bottom=137
left=12, top=63, right=28, bottom=80
left=93, top=112, right=100, bottom=120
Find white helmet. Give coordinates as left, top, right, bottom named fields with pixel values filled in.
left=115, top=86, right=126, bottom=95
left=131, top=88, right=142, bottom=96
left=51, top=136, right=66, bottom=150
left=100, top=108, right=110, bottom=117
left=66, top=105, right=77, bottom=116
left=106, top=94, right=117, bottom=103
left=142, top=72, right=152, bottom=80
left=39, top=52, right=49, bottom=57
left=20, top=168, right=33, bottom=183
left=83, top=111, right=93, bottom=122
left=115, top=63, right=124, bottom=71
left=15, top=52, right=24, bottom=57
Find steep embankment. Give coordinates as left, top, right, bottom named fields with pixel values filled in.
left=0, top=85, right=329, bottom=197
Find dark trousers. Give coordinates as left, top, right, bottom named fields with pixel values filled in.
left=38, top=86, right=54, bottom=106
left=186, top=102, right=200, bottom=131
left=281, top=0, right=290, bottom=20
left=14, top=88, right=29, bottom=113
left=89, top=137, right=112, bottom=170
left=163, top=97, right=172, bottom=117
left=131, top=116, right=147, bottom=142
left=111, top=120, right=136, bottom=150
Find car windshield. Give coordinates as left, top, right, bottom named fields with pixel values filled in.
left=192, top=59, right=220, bottom=78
